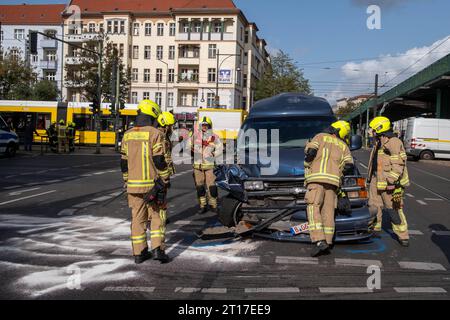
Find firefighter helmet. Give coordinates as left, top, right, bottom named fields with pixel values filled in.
left=369, top=116, right=391, bottom=135
left=331, top=120, right=351, bottom=140
left=157, top=112, right=176, bottom=127
left=59, top=120, right=65, bottom=125
left=200, top=116, right=213, bottom=128
left=137, top=99, right=161, bottom=119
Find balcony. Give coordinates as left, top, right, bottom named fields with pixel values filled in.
left=40, top=39, right=57, bottom=48
left=64, top=80, right=86, bottom=88
left=65, top=56, right=95, bottom=65
left=178, top=57, right=200, bottom=65
left=39, top=60, right=58, bottom=70
left=65, top=33, right=102, bottom=43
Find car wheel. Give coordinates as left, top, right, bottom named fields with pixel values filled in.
left=420, top=150, right=434, bottom=161
left=5, top=143, right=17, bottom=157
left=218, top=195, right=243, bottom=228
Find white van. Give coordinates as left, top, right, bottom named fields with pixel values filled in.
left=0, top=115, right=19, bottom=157
left=404, top=117, right=450, bottom=160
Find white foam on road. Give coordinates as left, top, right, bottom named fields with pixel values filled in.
left=73, top=202, right=96, bottom=209
left=57, top=209, right=77, bottom=216
left=0, top=190, right=57, bottom=206
left=275, top=256, right=319, bottom=265
left=394, top=287, right=447, bottom=294
left=399, top=261, right=446, bottom=271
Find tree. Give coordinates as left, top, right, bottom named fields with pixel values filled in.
left=0, top=50, right=37, bottom=100
left=255, top=50, right=311, bottom=101
left=32, top=80, right=59, bottom=101
left=64, top=39, right=130, bottom=104
left=335, top=100, right=360, bottom=118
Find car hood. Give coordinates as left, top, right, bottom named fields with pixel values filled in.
left=240, top=147, right=306, bottom=178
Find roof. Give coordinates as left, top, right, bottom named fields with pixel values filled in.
left=67, top=0, right=236, bottom=14
left=248, top=93, right=334, bottom=119
left=0, top=4, right=66, bottom=25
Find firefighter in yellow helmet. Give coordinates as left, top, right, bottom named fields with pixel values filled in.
left=187, top=116, right=223, bottom=214
left=368, top=116, right=410, bottom=247
left=121, top=100, right=171, bottom=264
left=304, top=120, right=354, bottom=257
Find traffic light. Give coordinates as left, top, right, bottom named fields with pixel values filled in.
left=29, top=31, right=38, bottom=55
left=90, top=95, right=100, bottom=115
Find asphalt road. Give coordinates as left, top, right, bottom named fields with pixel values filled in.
left=0, top=148, right=449, bottom=300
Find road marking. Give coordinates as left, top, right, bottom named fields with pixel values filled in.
left=45, top=180, right=62, bottom=184
left=0, top=190, right=57, bottom=206
left=174, top=220, right=206, bottom=226
left=424, top=198, right=444, bottom=202
left=394, top=287, right=447, bottom=294
left=81, top=174, right=93, bottom=177
left=416, top=200, right=427, bottom=205
left=398, top=261, right=446, bottom=271
left=57, top=209, right=78, bottom=216
left=93, top=172, right=106, bottom=175
left=8, top=187, right=40, bottom=196
left=409, top=166, right=450, bottom=183
left=411, top=181, right=449, bottom=202
left=3, top=185, right=22, bottom=190
left=406, top=193, right=415, bottom=198
left=319, top=287, right=373, bottom=294
left=275, top=256, right=319, bottom=265
left=92, top=196, right=113, bottom=202
left=245, top=287, right=300, bottom=294
left=104, top=287, right=155, bottom=293
left=174, top=287, right=227, bottom=294
left=109, top=191, right=124, bottom=197
left=73, top=202, right=96, bottom=209
left=432, top=231, right=450, bottom=236
left=358, top=162, right=368, bottom=169
left=335, top=258, right=383, bottom=268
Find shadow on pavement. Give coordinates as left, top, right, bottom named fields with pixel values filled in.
left=430, top=224, right=450, bottom=265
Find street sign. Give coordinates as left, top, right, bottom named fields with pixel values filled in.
left=218, top=69, right=232, bottom=84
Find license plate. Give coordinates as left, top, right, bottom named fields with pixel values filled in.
left=290, top=222, right=309, bottom=235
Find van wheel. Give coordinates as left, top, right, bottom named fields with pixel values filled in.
left=420, top=150, right=435, bottom=161
left=218, top=195, right=243, bottom=228
left=5, top=143, right=17, bottom=157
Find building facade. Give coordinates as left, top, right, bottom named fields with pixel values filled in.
left=0, top=4, right=66, bottom=96
left=62, top=0, right=269, bottom=119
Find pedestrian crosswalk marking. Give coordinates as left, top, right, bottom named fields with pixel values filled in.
left=399, top=261, right=446, bottom=271
left=394, top=287, right=447, bottom=294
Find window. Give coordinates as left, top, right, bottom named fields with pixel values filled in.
left=192, top=93, right=198, bottom=107
left=168, top=93, right=174, bottom=108
left=0, top=30, right=3, bottom=42
left=14, top=29, right=25, bottom=40
left=208, top=44, right=217, bottom=59
left=169, top=46, right=175, bottom=60
left=243, top=74, right=248, bottom=87
left=156, top=46, right=163, bottom=60
left=242, top=96, right=247, bottom=109
left=169, top=23, right=176, bottom=36
left=182, top=22, right=190, bottom=33
left=132, top=68, right=138, bottom=82
left=45, top=71, right=56, bottom=81
left=155, top=92, right=162, bottom=106
left=168, top=69, right=175, bottom=83
left=133, top=23, right=140, bottom=36
left=145, top=23, right=152, bottom=36
left=208, top=68, right=216, bottom=83
left=31, top=54, right=38, bottom=63
left=245, top=30, right=249, bottom=43
left=119, top=43, right=124, bottom=57
left=157, top=23, right=164, bottom=36
left=107, top=21, right=112, bottom=33
left=88, top=23, right=96, bottom=33
left=244, top=52, right=248, bottom=65
left=132, top=46, right=139, bottom=59
left=143, top=92, right=150, bottom=100
left=131, top=92, right=138, bottom=104
left=193, top=22, right=201, bottom=33
left=156, top=69, right=163, bottom=83
left=120, top=21, right=125, bottom=34
left=207, top=93, right=215, bottom=107
left=144, top=46, right=151, bottom=59
left=213, top=22, right=222, bottom=33
left=45, top=50, right=57, bottom=61
left=144, top=69, right=151, bottom=82
left=113, top=20, right=119, bottom=34
left=180, top=93, right=188, bottom=106
left=240, top=27, right=243, bottom=41
left=99, top=23, right=104, bottom=33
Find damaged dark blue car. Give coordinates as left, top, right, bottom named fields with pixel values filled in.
left=216, top=93, right=376, bottom=243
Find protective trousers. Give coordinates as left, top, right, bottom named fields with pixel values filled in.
left=193, top=168, right=218, bottom=209
left=368, top=176, right=383, bottom=232
left=305, top=183, right=337, bottom=244
left=380, top=189, right=409, bottom=241
left=128, top=194, right=166, bottom=256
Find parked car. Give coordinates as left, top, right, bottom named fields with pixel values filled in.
left=217, top=93, right=376, bottom=243
left=0, top=115, right=19, bottom=157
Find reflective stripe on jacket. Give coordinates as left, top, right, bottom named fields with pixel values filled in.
left=304, top=133, right=353, bottom=188
left=121, top=126, right=165, bottom=194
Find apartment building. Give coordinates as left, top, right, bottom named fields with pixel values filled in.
left=62, top=0, right=269, bottom=119
left=0, top=4, right=65, bottom=95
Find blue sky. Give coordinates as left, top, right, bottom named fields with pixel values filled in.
left=2, top=0, right=450, bottom=103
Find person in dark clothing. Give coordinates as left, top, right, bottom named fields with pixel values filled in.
left=47, top=122, right=57, bottom=152
left=24, top=120, right=39, bottom=152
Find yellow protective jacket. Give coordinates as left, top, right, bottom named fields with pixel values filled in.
left=368, top=136, right=410, bottom=191
left=304, top=133, right=353, bottom=188
left=160, top=129, right=176, bottom=178
left=121, top=126, right=170, bottom=194
left=187, top=130, right=223, bottom=171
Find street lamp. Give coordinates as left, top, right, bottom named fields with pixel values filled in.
left=158, top=58, right=169, bottom=111
left=215, top=49, right=241, bottom=107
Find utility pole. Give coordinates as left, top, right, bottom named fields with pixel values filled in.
left=373, top=73, right=379, bottom=117
left=95, top=40, right=103, bottom=155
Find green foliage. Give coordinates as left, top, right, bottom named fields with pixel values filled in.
left=335, top=100, right=360, bottom=118
left=32, top=80, right=59, bottom=101
left=0, top=51, right=37, bottom=100
left=255, top=50, right=312, bottom=101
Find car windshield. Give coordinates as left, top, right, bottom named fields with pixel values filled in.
left=239, top=117, right=334, bottom=149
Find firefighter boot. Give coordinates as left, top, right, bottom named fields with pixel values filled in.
left=151, top=247, right=170, bottom=264
left=134, top=248, right=153, bottom=265
left=310, top=241, right=330, bottom=257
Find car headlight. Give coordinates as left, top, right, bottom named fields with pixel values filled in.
left=244, top=181, right=264, bottom=191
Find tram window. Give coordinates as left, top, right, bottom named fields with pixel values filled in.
left=36, top=113, right=51, bottom=130
left=73, top=114, right=94, bottom=131
left=101, top=117, right=115, bottom=132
